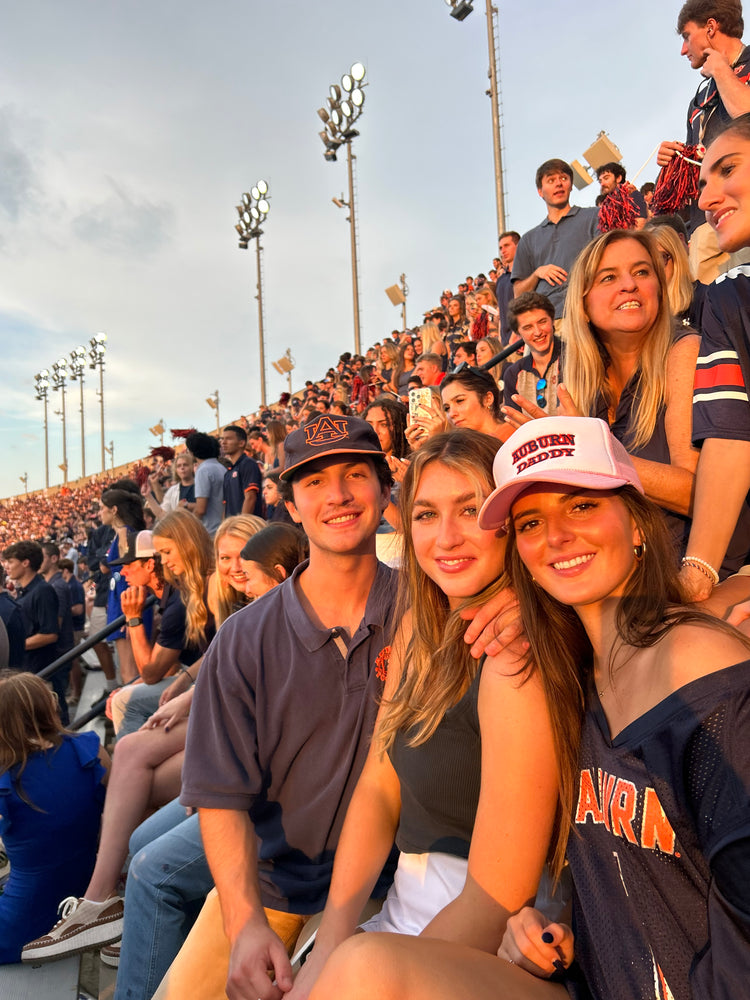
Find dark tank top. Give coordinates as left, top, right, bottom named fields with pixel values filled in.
left=388, top=661, right=482, bottom=858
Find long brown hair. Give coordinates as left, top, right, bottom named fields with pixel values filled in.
left=0, top=671, right=65, bottom=806
left=506, top=484, right=750, bottom=877
left=153, top=509, right=214, bottom=646
left=377, top=430, right=513, bottom=752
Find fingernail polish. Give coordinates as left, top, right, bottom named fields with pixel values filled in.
left=541, top=931, right=554, bottom=944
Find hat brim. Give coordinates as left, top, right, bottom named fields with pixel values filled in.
left=478, top=469, right=632, bottom=531
left=279, top=447, right=386, bottom=482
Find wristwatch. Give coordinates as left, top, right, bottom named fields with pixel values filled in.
left=126, top=617, right=143, bottom=627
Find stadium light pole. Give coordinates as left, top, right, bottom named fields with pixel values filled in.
left=34, top=370, right=51, bottom=488
left=69, top=346, right=87, bottom=478
left=51, top=358, right=69, bottom=484
left=89, top=333, right=107, bottom=473
left=234, top=182, right=270, bottom=408
left=206, top=390, right=221, bottom=432
left=317, top=61, right=366, bottom=356
left=445, top=0, right=507, bottom=233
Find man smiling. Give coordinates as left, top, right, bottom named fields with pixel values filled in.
left=166, top=413, right=396, bottom=1000
left=503, top=292, right=563, bottom=415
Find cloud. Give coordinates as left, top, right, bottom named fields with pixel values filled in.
left=71, top=178, right=175, bottom=256
left=0, top=106, right=38, bottom=222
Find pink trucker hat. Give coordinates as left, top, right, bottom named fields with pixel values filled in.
left=478, top=417, right=643, bottom=531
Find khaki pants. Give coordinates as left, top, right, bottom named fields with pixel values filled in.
left=153, top=888, right=309, bottom=1000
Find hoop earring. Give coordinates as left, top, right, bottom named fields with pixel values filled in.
left=633, top=541, right=646, bottom=561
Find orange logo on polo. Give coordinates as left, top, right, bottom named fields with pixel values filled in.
left=304, top=416, right=349, bottom=446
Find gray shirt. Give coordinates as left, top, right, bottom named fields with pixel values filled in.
left=511, top=205, right=600, bottom=317
left=194, top=457, right=225, bottom=537
left=182, top=559, right=397, bottom=912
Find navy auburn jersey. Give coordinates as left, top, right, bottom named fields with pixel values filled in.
left=566, top=660, right=750, bottom=1000
left=692, top=266, right=750, bottom=575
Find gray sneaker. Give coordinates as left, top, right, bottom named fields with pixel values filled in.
left=22, top=896, right=124, bottom=963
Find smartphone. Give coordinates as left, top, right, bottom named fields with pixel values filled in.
left=409, top=387, right=434, bottom=422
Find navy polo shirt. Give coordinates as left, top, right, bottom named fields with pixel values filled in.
left=15, top=575, right=60, bottom=673
left=223, top=453, right=263, bottom=518
left=182, top=560, right=397, bottom=913
left=0, top=592, right=26, bottom=669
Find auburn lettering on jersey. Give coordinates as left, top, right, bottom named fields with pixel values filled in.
left=574, top=767, right=677, bottom=855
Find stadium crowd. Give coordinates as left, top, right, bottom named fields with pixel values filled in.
left=4, top=3, right=750, bottom=999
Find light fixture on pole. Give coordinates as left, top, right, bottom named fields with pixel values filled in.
left=105, top=440, right=115, bottom=472
left=384, top=274, right=409, bottom=331
left=234, top=181, right=270, bottom=407
left=206, top=390, right=221, bottom=432
left=271, top=349, right=295, bottom=395
left=19, top=472, right=28, bottom=494
left=149, top=420, right=166, bottom=446
left=445, top=0, right=507, bottom=233
left=317, top=61, right=367, bottom=356
left=51, top=358, right=69, bottom=484
left=88, top=333, right=107, bottom=473
left=69, top=346, right=87, bottom=478
left=34, top=370, right=51, bottom=488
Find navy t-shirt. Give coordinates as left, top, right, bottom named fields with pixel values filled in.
left=15, top=576, right=59, bottom=673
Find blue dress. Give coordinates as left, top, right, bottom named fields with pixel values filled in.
left=0, top=731, right=106, bottom=963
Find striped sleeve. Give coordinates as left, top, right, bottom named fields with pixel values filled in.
left=692, top=270, right=750, bottom=445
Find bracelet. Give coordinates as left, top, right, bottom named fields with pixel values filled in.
left=179, top=665, right=194, bottom=683
left=681, top=556, right=720, bottom=586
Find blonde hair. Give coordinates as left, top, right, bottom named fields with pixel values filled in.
left=650, top=224, right=695, bottom=318
left=562, top=230, right=673, bottom=451
left=419, top=322, right=445, bottom=354
left=153, top=509, right=215, bottom=647
left=476, top=335, right=504, bottom=385
left=0, top=671, right=64, bottom=805
left=212, top=515, right=266, bottom=625
left=377, top=431, right=512, bottom=752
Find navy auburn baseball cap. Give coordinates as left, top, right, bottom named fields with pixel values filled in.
left=280, top=413, right=385, bottom=481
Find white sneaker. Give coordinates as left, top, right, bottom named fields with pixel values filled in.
left=22, top=896, right=124, bottom=963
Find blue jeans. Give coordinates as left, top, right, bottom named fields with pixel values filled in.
left=114, top=798, right=213, bottom=1000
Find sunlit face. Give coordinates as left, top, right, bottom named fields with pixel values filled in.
left=465, top=298, right=479, bottom=320
left=220, top=430, right=244, bottom=458
left=364, top=406, right=393, bottom=454
left=3, top=557, right=27, bottom=583
left=448, top=299, right=462, bottom=319
left=411, top=462, right=505, bottom=609
left=174, top=456, right=193, bottom=482
left=122, top=558, right=153, bottom=588
left=263, top=478, right=281, bottom=505
left=454, top=346, right=474, bottom=366
left=153, top=536, right=186, bottom=577
left=515, top=309, right=555, bottom=357
left=413, top=337, right=423, bottom=355
left=287, top=458, right=388, bottom=560
left=680, top=19, right=711, bottom=69
left=538, top=171, right=572, bottom=210
left=380, top=347, right=390, bottom=365
left=217, top=533, right=250, bottom=593
left=499, top=236, right=517, bottom=267
left=598, top=169, right=617, bottom=195
left=511, top=485, right=639, bottom=612
left=99, top=502, right=115, bottom=525
left=476, top=288, right=493, bottom=307
left=475, top=340, right=494, bottom=366
left=699, top=131, right=750, bottom=252
left=441, top=382, right=494, bottom=432
left=404, top=343, right=415, bottom=362
left=583, top=239, right=660, bottom=341
left=240, top=559, right=280, bottom=599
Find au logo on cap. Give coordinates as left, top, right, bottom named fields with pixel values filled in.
left=304, top=415, right=349, bottom=447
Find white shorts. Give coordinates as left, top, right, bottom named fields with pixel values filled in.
left=359, top=851, right=468, bottom=936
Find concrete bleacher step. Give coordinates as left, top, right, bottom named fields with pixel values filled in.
left=0, top=956, right=81, bottom=999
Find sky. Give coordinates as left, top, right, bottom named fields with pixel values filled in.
left=0, top=0, right=698, bottom=499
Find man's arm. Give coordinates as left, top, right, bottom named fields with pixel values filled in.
left=702, top=48, right=750, bottom=118
left=200, top=808, right=292, bottom=1000
left=513, top=265, right=568, bottom=297
left=121, top=585, right=181, bottom=683
left=682, top=438, right=750, bottom=599
left=26, top=632, right=58, bottom=650
left=241, top=486, right=259, bottom=515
